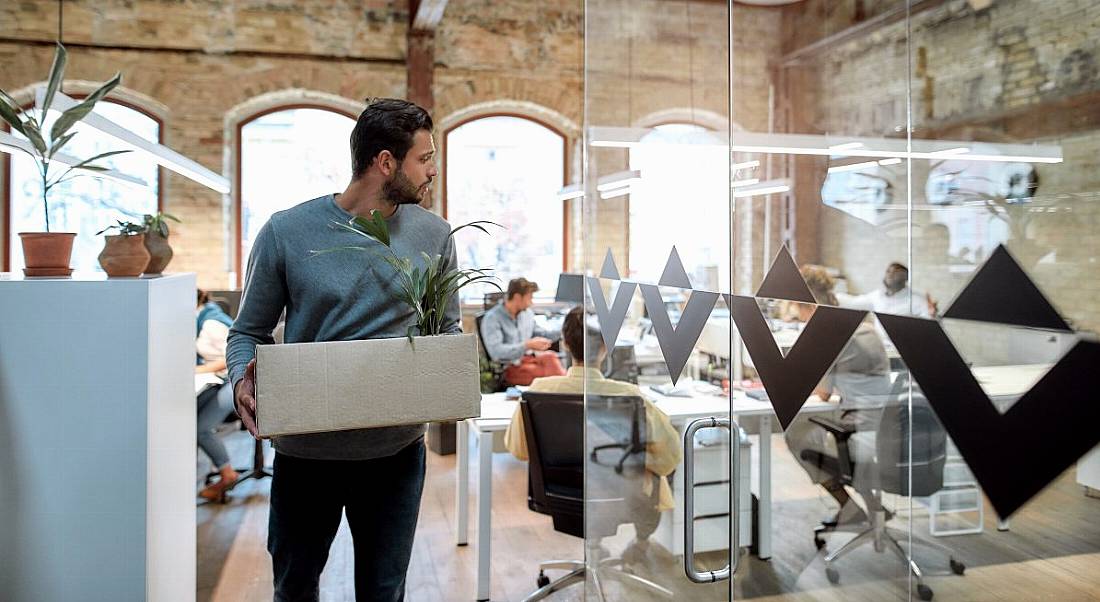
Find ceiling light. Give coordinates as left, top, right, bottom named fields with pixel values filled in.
left=599, top=187, right=632, bottom=200
left=732, top=178, right=791, bottom=198
left=827, top=160, right=879, bottom=174
left=556, top=184, right=584, bottom=201
left=0, top=130, right=148, bottom=188
left=37, top=89, right=231, bottom=193
left=829, top=142, right=864, bottom=151
left=731, top=160, right=760, bottom=170
left=731, top=178, right=760, bottom=188
left=596, top=169, right=642, bottom=192
left=878, top=158, right=903, bottom=166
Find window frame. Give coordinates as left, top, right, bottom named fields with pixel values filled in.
left=233, top=103, right=358, bottom=287
left=441, top=112, right=572, bottom=276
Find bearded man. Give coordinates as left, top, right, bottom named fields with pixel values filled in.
left=227, top=98, right=455, bottom=601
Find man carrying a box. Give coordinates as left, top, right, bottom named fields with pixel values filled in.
left=226, top=98, right=457, bottom=602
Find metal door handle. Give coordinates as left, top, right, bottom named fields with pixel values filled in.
left=682, top=416, right=739, bottom=583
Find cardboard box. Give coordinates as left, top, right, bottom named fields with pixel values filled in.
left=256, top=333, right=481, bottom=437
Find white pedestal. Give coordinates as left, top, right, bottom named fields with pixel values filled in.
left=0, top=273, right=196, bottom=601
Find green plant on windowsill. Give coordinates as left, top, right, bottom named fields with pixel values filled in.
left=314, top=210, right=503, bottom=345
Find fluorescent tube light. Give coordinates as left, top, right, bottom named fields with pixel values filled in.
left=556, top=184, right=584, bottom=201
left=731, top=178, right=760, bottom=188
left=878, top=158, right=903, bottom=166
left=732, top=178, right=791, bottom=198
left=38, top=90, right=231, bottom=194
left=827, top=160, right=879, bottom=174
left=0, top=130, right=148, bottom=188
left=599, top=187, right=632, bottom=200
left=731, top=160, right=760, bottom=170
left=829, top=142, right=864, bottom=151
left=596, top=169, right=642, bottom=192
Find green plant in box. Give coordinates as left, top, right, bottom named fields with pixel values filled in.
left=316, top=210, right=503, bottom=344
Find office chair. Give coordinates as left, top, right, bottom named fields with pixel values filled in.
left=474, top=312, right=510, bottom=392
left=519, top=392, right=673, bottom=601
left=588, top=390, right=644, bottom=474
left=806, top=394, right=965, bottom=601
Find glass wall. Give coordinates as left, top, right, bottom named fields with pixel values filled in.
left=583, top=0, right=1100, bottom=600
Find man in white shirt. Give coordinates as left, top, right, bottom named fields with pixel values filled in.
left=840, top=262, right=937, bottom=319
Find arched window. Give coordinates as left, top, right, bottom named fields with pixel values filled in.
left=628, top=123, right=731, bottom=292
left=6, top=100, right=161, bottom=272
left=237, top=106, right=356, bottom=284
left=445, top=115, right=567, bottom=302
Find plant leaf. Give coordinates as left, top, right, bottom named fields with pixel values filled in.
left=65, top=149, right=130, bottom=173
left=47, top=131, right=76, bottom=159
left=41, top=43, right=68, bottom=116
left=450, top=220, right=503, bottom=239
left=23, top=124, right=47, bottom=155
left=49, top=72, right=121, bottom=142
left=0, top=96, right=28, bottom=137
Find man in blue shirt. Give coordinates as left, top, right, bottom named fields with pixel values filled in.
left=480, top=277, right=565, bottom=385
left=227, top=99, right=456, bottom=602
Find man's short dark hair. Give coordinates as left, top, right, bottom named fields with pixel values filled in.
left=350, top=98, right=433, bottom=179
left=888, top=262, right=909, bottom=273
left=561, top=306, right=603, bottom=364
left=506, top=278, right=539, bottom=300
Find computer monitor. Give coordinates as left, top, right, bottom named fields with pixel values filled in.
left=555, top=272, right=585, bottom=304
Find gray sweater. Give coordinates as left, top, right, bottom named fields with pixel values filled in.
left=226, top=194, right=462, bottom=460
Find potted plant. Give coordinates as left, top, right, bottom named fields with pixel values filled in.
left=0, top=43, right=127, bottom=276
left=141, top=211, right=181, bottom=274
left=249, top=211, right=502, bottom=438
left=95, top=219, right=150, bottom=277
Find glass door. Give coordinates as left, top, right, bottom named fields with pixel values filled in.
left=584, top=0, right=735, bottom=599
left=582, top=1, right=1100, bottom=600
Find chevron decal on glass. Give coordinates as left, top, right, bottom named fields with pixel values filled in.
left=728, top=294, right=868, bottom=429
left=640, top=285, right=719, bottom=385
left=877, top=313, right=1100, bottom=518
left=658, top=246, right=693, bottom=289
left=587, top=276, right=637, bottom=353
left=756, top=245, right=816, bottom=304
left=599, top=248, right=621, bottom=280
left=942, top=244, right=1071, bottom=331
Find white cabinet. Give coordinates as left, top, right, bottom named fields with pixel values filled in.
left=0, top=273, right=196, bottom=601
left=653, top=425, right=752, bottom=556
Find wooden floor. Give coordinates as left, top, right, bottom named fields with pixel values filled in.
left=197, top=431, right=1100, bottom=601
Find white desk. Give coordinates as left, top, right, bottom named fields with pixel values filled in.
left=455, top=365, right=1047, bottom=600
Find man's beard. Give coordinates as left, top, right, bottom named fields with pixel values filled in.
left=383, top=169, right=428, bottom=206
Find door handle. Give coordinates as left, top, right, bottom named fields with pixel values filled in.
left=682, top=416, right=739, bottom=583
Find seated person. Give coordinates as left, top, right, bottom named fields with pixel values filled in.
left=504, top=306, right=683, bottom=553
left=784, top=266, right=893, bottom=526
left=195, top=289, right=238, bottom=502
left=481, top=277, right=565, bottom=386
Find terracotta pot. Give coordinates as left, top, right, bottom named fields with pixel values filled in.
left=19, top=232, right=76, bottom=276
left=143, top=232, right=174, bottom=274
left=98, top=234, right=151, bottom=277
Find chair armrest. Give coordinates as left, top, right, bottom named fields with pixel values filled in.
left=808, top=416, right=855, bottom=441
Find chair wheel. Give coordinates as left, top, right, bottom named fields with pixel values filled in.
left=950, top=558, right=966, bottom=575
left=814, top=536, right=826, bottom=550
left=917, top=583, right=934, bottom=600
left=536, top=571, right=550, bottom=588
left=825, top=566, right=839, bottom=584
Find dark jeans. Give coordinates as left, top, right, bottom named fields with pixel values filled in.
left=268, top=438, right=427, bottom=602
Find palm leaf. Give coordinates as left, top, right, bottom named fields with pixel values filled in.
left=309, top=245, right=373, bottom=257
left=50, top=72, right=121, bottom=142
left=41, top=43, right=68, bottom=116
left=23, top=124, right=47, bottom=155
left=449, top=220, right=503, bottom=239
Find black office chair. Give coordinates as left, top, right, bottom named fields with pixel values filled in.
left=603, top=344, right=640, bottom=384
left=483, top=291, right=506, bottom=311
left=519, top=392, right=672, bottom=601
left=474, top=312, right=511, bottom=393
left=808, top=393, right=966, bottom=601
